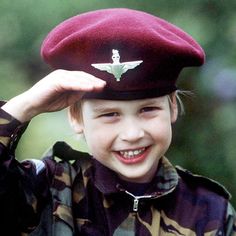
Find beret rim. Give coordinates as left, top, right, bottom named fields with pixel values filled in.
left=83, top=86, right=177, bottom=100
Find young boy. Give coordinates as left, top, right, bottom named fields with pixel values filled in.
left=0, top=8, right=235, bottom=236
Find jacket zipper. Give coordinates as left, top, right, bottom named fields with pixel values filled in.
left=125, top=191, right=153, bottom=212
left=133, top=198, right=139, bottom=212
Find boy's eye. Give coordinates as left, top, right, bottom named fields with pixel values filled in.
left=99, top=112, right=119, bottom=117
left=140, top=106, right=159, bottom=113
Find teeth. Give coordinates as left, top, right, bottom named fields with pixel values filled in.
left=119, top=148, right=145, bottom=158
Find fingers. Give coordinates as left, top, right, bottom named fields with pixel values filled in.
left=2, top=70, right=106, bottom=122
left=49, top=69, right=106, bottom=93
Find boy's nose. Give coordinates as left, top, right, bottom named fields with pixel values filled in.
left=119, top=120, right=145, bottom=142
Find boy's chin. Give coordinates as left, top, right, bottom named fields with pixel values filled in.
left=117, top=170, right=154, bottom=183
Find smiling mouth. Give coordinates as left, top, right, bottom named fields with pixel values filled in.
left=115, top=146, right=150, bottom=164
left=119, top=148, right=146, bottom=159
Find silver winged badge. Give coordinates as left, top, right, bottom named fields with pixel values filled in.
left=91, top=49, right=143, bottom=82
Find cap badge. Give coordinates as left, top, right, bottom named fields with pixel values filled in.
left=91, top=49, right=143, bottom=81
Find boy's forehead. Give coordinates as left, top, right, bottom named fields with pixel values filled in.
left=41, top=8, right=205, bottom=100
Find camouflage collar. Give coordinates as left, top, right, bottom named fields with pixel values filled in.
left=93, top=156, right=179, bottom=198
left=48, top=142, right=179, bottom=198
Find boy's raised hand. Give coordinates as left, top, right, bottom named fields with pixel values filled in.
left=1, top=69, right=106, bottom=122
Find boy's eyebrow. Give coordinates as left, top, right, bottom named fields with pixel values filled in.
left=90, top=103, right=120, bottom=113
left=137, top=98, right=165, bottom=108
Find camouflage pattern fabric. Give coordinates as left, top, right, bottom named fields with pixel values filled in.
left=0, top=105, right=236, bottom=236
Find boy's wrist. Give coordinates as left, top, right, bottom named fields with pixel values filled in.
left=0, top=101, right=29, bottom=149
left=1, top=94, right=37, bottom=122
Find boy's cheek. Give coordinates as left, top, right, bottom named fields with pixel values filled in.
left=84, top=134, right=109, bottom=153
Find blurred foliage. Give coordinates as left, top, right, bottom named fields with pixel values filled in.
left=0, top=0, right=236, bottom=206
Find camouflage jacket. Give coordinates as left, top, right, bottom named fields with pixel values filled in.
left=0, top=104, right=236, bottom=236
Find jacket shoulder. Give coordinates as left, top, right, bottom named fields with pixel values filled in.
left=42, top=141, right=93, bottom=169
left=176, top=166, right=231, bottom=200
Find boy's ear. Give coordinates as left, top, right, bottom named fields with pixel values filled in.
left=67, top=105, right=84, bottom=134
left=169, top=92, right=178, bottom=123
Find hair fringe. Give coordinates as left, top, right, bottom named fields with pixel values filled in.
left=175, top=90, right=194, bottom=116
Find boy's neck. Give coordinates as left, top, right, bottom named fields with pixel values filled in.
left=118, top=178, right=152, bottom=196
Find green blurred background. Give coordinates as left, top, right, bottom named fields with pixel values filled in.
left=0, top=0, right=235, bottom=206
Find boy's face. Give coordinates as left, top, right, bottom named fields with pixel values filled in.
left=75, top=95, right=177, bottom=183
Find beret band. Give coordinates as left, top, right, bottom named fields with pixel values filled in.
left=83, top=86, right=177, bottom=100
left=41, top=8, right=205, bottom=100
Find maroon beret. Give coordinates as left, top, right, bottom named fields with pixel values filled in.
left=41, top=8, right=205, bottom=100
